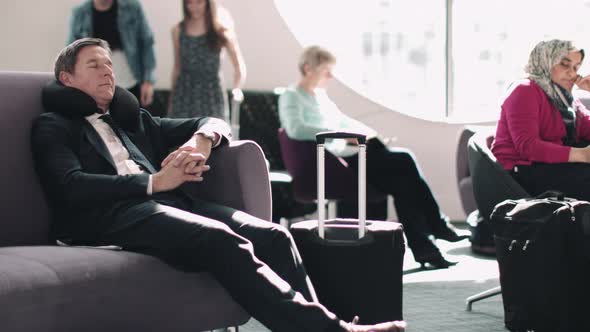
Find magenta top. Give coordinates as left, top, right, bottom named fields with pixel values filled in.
left=492, top=79, right=590, bottom=170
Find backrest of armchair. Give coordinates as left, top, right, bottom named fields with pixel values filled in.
left=467, top=132, right=530, bottom=222
left=456, top=127, right=476, bottom=215
left=456, top=125, right=496, bottom=215
left=456, top=127, right=475, bottom=184
left=277, top=128, right=384, bottom=203
left=0, top=71, right=53, bottom=246
left=277, top=129, right=312, bottom=174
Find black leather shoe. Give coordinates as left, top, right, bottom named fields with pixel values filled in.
left=433, top=222, right=470, bottom=242
left=415, top=254, right=458, bottom=270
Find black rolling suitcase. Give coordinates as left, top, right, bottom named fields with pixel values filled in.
left=491, top=193, right=590, bottom=332
left=290, top=131, right=405, bottom=324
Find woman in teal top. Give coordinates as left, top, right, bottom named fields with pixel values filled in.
left=279, top=46, right=468, bottom=269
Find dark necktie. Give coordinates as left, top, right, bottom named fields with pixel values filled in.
left=99, top=114, right=157, bottom=174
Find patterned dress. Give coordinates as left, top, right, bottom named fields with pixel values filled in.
left=170, top=29, right=227, bottom=119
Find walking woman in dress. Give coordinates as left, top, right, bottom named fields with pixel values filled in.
left=169, top=0, right=246, bottom=119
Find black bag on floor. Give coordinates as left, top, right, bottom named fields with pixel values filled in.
left=491, top=192, right=590, bottom=332
left=290, top=132, right=405, bottom=324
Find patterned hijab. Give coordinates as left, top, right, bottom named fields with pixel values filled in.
left=524, top=39, right=584, bottom=146
left=524, top=39, right=580, bottom=103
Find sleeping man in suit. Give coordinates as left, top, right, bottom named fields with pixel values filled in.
left=31, top=38, right=405, bottom=332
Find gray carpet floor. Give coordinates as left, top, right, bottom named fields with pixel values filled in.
left=238, top=237, right=506, bottom=332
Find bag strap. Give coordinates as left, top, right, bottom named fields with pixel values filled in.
left=535, top=190, right=565, bottom=201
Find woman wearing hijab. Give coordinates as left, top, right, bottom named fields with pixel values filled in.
left=492, top=39, right=590, bottom=199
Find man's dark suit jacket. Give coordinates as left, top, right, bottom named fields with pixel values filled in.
left=31, top=88, right=232, bottom=243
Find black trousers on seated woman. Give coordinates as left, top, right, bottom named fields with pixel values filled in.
left=344, top=139, right=451, bottom=261
left=513, top=162, right=590, bottom=201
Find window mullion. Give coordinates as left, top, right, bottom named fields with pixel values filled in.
left=446, top=0, right=454, bottom=118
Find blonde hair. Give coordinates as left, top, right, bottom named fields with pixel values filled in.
left=298, top=46, right=336, bottom=75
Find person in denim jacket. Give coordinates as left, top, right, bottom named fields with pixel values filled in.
left=69, top=0, right=156, bottom=107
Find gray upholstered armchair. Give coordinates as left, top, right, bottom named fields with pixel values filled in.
left=0, top=71, right=272, bottom=331
left=456, top=125, right=496, bottom=217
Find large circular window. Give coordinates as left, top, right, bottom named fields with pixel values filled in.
left=275, top=0, right=590, bottom=123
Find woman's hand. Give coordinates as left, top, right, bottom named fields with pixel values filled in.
left=569, top=145, right=590, bottom=163
left=575, top=74, right=590, bottom=92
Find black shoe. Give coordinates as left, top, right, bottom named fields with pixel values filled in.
left=433, top=222, right=470, bottom=242
left=415, top=253, right=458, bottom=270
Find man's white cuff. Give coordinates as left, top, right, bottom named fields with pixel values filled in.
left=195, top=130, right=221, bottom=148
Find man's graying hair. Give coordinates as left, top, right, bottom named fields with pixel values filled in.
left=54, top=38, right=111, bottom=80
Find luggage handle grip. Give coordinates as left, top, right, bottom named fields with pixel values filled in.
left=316, top=131, right=367, bottom=145
left=316, top=132, right=367, bottom=240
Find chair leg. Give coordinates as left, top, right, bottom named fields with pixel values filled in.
left=465, top=285, right=502, bottom=311
left=280, top=217, right=290, bottom=228
left=229, top=99, right=241, bottom=139
left=386, top=195, right=395, bottom=220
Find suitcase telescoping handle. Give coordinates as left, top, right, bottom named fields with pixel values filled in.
left=315, top=131, right=367, bottom=239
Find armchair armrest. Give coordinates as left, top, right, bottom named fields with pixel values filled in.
left=181, top=140, right=272, bottom=221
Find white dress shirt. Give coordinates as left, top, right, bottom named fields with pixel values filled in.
left=85, top=112, right=154, bottom=194
left=85, top=112, right=221, bottom=195
left=86, top=113, right=143, bottom=174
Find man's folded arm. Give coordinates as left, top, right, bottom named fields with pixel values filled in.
left=32, top=115, right=151, bottom=209
left=153, top=115, right=232, bottom=151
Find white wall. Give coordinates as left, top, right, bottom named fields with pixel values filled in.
left=0, top=0, right=182, bottom=83
left=0, top=0, right=474, bottom=220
